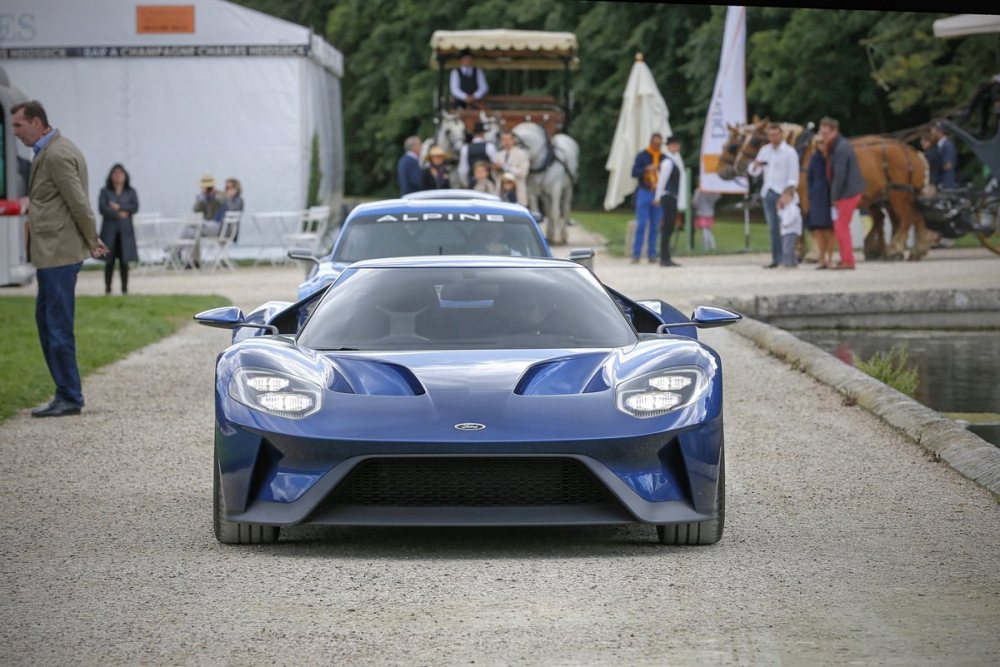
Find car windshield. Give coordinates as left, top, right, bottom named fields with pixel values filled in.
left=298, top=266, right=637, bottom=351
left=332, top=214, right=546, bottom=262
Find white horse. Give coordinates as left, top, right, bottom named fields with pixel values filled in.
left=511, top=122, right=578, bottom=245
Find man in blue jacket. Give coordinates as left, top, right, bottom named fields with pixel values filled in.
left=630, top=133, right=663, bottom=263
left=397, top=136, right=424, bottom=196
left=930, top=122, right=957, bottom=190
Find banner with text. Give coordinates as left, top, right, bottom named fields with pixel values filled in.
left=699, top=6, right=748, bottom=194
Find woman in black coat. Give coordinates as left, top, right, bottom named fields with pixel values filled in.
left=98, top=164, right=139, bottom=294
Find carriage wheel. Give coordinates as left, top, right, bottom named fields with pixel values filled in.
left=975, top=199, right=1000, bottom=256
left=976, top=231, right=1000, bottom=256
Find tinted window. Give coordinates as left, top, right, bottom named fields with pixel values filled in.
left=298, top=267, right=637, bottom=351
left=333, top=215, right=546, bottom=262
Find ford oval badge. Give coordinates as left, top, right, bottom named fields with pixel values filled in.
left=454, top=423, right=486, bottom=431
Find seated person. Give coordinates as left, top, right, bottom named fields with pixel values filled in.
left=193, top=174, right=225, bottom=235
left=449, top=49, right=489, bottom=109
left=505, top=294, right=550, bottom=337
left=213, top=177, right=244, bottom=240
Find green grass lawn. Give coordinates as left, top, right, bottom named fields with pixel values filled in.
left=0, top=294, right=229, bottom=421
left=573, top=210, right=772, bottom=257
left=573, top=209, right=987, bottom=257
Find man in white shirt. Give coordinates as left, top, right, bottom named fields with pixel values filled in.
left=653, top=136, right=683, bottom=267
left=458, top=122, right=498, bottom=189
left=748, top=124, right=800, bottom=268
left=450, top=49, right=489, bottom=109
left=493, top=130, right=530, bottom=206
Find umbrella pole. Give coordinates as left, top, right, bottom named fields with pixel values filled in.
left=743, top=192, right=750, bottom=251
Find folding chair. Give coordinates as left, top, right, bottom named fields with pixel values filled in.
left=132, top=212, right=163, bottom=271
left=201, top=211, right=241, bottom=271
left=164, top=214, right=205, bottom=272
left=284, top=205, right=331, bottom=257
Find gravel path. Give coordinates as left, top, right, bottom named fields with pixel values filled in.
left=2, top=242, right=999, bottom=665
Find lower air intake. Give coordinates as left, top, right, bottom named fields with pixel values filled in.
left=330, top=457, right=613, bottom=506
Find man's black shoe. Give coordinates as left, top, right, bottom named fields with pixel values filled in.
left=31, top=398, right=82, bottom=418
left=763, top=263, right=778, bottom=269
left=30, top=398, right=58, bottom=414
left=660, top=260, right=681, bottom=267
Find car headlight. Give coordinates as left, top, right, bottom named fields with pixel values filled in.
left=229, top=368, right=322, bottom=418
left=615, top=367, right=708, bottom=418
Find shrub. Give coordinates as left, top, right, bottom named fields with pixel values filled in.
left=855, top=344, right=919, bottom=397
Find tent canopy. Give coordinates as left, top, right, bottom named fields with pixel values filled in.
left=932, top=14, right=1000, bottom=39
left=0, top=0, right=342, bottom=76
left=430, top=30, right=578, bottom=70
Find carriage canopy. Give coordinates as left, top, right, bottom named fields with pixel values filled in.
left=430, top=30, right=579, bottom=70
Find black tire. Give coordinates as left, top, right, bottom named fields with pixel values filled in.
left=657, top=448, right=725, bottom=546
left=214, top=456, right=279, bottom=545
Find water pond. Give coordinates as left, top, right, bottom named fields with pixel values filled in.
left=796, top=329, right=1000, bottom=447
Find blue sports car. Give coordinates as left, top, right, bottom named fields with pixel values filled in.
left=196, top=256, right=740, bottom=545
left=294, top=197, right=553, bottom=301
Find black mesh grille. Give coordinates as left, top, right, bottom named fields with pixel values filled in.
left=329, top=457, right=614, bottom=506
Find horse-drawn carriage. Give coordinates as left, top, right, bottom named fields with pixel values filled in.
left=424, top=29, right=580, bottom=244
left=716, top=113, right=1000, bottom=259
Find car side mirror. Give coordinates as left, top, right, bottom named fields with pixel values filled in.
left=288, top=249, right=320, bottom=265
left=194, top=306, right=278, bottom=334
left=569, top=247, right=595, bottom=270
left=656, top=306, right=741, bottom=333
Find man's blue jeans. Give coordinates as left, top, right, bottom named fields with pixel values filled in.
left=633, top=188, right=662, bottom=259
left=762, top=189, right=782, bottom=266
left=36, top=262, right=84, bottom=406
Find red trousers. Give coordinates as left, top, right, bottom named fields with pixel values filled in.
left=834, top=194, right=862, bottom=267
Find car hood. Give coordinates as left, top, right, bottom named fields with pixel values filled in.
left=222, top=338, right=720, bottom=441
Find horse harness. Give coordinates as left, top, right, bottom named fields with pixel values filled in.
left=850, top=136, right=919, bottom=202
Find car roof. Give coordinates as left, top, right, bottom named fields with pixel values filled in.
left=401, top=189, right=502, bottom=201
left=347, top=255, right=580, bottom=270
left=346, top=198, right=532, bottom=219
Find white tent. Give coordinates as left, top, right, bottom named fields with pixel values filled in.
left=932, top=14, right=1000, bottom=38
left=603, top=54, right=674, bottom=211
left=0, top=0, right=344, bottom=258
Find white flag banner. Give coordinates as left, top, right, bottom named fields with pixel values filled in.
left=699, top=6, right=748, bottom=194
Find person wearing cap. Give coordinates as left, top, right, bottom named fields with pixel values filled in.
left=653, top=135, right=684, bottom=267
left=450, top=49, right=489, bottom=109
left=499, top=172, right=518, bottom=203
left=458, top=121, right=497, bottom=189
left=493, top=130, right=529, bottom=206
left=194, top=174, right=225, bottom=223
left=422, top=145, right=451, bottom=190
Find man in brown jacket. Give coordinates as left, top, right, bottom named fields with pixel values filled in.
left=12, top=100, right=107, bottom=417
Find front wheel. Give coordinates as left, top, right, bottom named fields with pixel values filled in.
left=214, top=457, right=279, bottom=544
left=657, top=448, right=725, bottom=545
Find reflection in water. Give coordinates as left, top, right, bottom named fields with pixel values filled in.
left=798, top=329, right=1000, bottom=447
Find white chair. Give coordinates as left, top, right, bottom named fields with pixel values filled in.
left=133, top=212, right=163, bottom=270
left=284, top=205, right=331, bottom=257
left=252, top=211, right=302, bottom=266
left=164, top=214, right=205, bottom=272
left=200, top=211, right=241, bottom=272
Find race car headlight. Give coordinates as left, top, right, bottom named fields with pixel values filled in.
left=229, top=368, right=321, bottom=419
left=616, top=368, right=708, bottom=418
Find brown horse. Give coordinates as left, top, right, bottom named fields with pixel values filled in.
left=718, top=119, right=931, bottom=260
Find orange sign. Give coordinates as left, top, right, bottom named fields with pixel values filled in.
left=702, top=154, right=721, bottom=174
left=137, top=5, right=195, bottom=34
